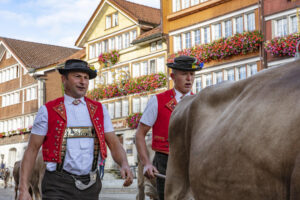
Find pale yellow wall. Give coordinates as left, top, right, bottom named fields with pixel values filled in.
left=87, top=3, right=136, bottom=42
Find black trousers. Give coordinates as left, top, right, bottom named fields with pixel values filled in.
left=42, top=170, right=102, bottom=200
left=153, top=152, right=168, bottom=200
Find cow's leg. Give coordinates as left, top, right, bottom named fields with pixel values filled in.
left=165, top=109, right=193, bottom=200
left=15, top=184, right=18, bottom=200
left=290, top=154, right=300, bottom=200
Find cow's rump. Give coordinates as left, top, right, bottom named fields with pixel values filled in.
left=165, top=59, right=300, bottom=200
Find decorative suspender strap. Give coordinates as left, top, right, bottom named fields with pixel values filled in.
left=92, top=130, right=100, bottom=171
left=56, top=127, right=100, bottom=172
left=56, top=129, right=68, bottom=171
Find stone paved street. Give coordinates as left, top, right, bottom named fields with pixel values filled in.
left=0, top=179, right=150, bottom=200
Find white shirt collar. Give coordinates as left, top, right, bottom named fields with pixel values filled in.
left=174, top=88, right=192, bottom=101
left=64, top=94, right=86, bottom=105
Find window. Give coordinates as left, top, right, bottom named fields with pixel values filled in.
left=123, top=33, right=130, bottom=48
left=275, top=18, right=288, bottom=37
left=157, top=40, right=163, bottom=49
left=151, top=42, right=156, bottom=51
left=235, top=16, right=243, bottom=34
left=227, top=69, right=235, bottom=81
left=185, top=32, right=192, bottom=49
left=194, top=29, right=201, bottom=45
left=216, top=71, right=223, bottom=84
left=213, top=23, right=221, bottom=41
left=116, top=36, right=122, bottom=50
left=112, top=12, right=118, bottom=27
left=157, top=57, right=165, bottom=73
left=203, top=27, right=210, bottom=44
left=106, top=15, right=112, bottom=29
left=149, top=60, right=156, bottom=74
left=115, top=101, right=121, bottom=118
left=141, top=61, right=148, bottom=76
left=108, top=103, right=114, bottom=119
left=132, top=98, right=140, bottom=113
left=246, top=13, right=255, bottom=31
left=89, top=44, right=96, bottom=59
left=131, top=30, right=137, bottom=44
left=26, top=87, right=37, bottom=101
left=238, top=66, right=246, bottom=80
left=6, top=51, right=11, bottom=59
left=195, top=77, right=202, bottom=93
left=191, top=0, right=199, bottom=6
left=109, top=38, right=115, bottom=50
left=141, top=97, right=148, bottom=112
left=182, top=0, right=190, bottom=9
left=174, top=35, right=182, bottom=52
left=291, top=15, right=298, bottom=33
left=225, top=20, right=232, bottom=38
left=122, top=100, right=129, bottom=117
left=172, top=0, right=181, bottom=12
left=249, top=64, right=257, bottom=76
left=205, top=74, right=212, bottom=87
left=132, top=63, right=140, bottom=77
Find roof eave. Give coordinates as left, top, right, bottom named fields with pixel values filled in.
left=132, top=33, right=164, bottom=45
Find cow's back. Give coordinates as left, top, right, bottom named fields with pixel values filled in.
left=166, top=59, right=300, bottom=200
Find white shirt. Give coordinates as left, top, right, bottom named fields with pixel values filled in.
left=140, top=89, right=192, bottom=127
left=31, top=94, right=114, bottom=175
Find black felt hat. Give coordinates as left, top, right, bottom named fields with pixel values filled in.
left=167, top=55, right=203, bottom=71
left=58, top=59, right=97, bottom=79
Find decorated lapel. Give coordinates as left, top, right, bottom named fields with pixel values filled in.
left=53, top=101, right=66, bottom=121
left=86, top=98, right=98, bottom=119
left=165, top=89, right=177, bottom=112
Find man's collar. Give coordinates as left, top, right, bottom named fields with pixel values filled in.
left=64, top=94, right=86, bottom=105
left=174, top=88, right=192, bottom=99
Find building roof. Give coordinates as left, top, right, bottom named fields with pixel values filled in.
left=110, top=0, right=161, bottom=25
left=132, top=26, right=164, bottom=45
left=57, top=48, right=86, bottom=66
left=75, top=0, right=161, bottom=46
left=0, top=37, right=79, bottom=69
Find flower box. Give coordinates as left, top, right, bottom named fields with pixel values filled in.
left=265, top=33, right=300, bottom=57
left=87, top=73, right=167, bottom=101
left=168, top=31, right=263, bottom=64
left=126, top=113, right=142, bottom=129
left=98, top=50, right=120, bottom=68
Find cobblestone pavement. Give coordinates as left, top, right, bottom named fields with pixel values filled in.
left=0, top=180, right=150, bottom=200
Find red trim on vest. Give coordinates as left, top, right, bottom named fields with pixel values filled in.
left=152, top=89, right=177, bottom=154
left=42, top=97, right=107, bottom=163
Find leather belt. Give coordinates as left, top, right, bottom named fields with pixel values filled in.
left=64, top=127, right=95, bottom=138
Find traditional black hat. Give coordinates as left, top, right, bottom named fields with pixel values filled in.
left=167, top=55, right=203, bottom=71
left=58, top=59, right=97, bottom=79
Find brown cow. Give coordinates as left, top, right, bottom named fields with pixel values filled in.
left=166, top=59, right=300, bottom=200
left=13, top=151, right=45, bottom=200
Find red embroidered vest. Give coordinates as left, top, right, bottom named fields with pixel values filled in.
left=152, top=89, right=177, bottom=154
left=42, top=96, right=107, bottom=163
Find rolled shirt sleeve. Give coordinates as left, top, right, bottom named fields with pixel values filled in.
left=102, top=105, right=114, bottom=133
left=31, top=105, right=48, bottom=136
left=139, top=95, right=158, bottom=127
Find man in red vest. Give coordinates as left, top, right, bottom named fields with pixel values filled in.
left=18, top=59, right=133, bottom=200
left=135, top=55, right=203, bottom=200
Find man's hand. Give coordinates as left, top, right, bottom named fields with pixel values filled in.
left=120, top=165, right=133, bottom=187
left=143, top=163, right=159, bottom=179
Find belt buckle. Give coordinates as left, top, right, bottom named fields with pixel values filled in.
left=73, top=169, right=98, bottom=190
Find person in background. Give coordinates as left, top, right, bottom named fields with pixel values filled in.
left=135, top=55, right=203, bottom=200
left=99, top=159, right=105, bottom=180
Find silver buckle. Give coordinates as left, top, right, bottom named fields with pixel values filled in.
left=72, top=169, right=98, bottom=190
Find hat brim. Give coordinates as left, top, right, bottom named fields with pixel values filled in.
left=167, top=63, right=202, bottom=71
left=58, top=68, right=97, bottom=79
